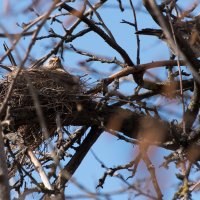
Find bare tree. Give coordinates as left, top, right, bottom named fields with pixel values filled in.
left=0, top=0, right=200, bottom=199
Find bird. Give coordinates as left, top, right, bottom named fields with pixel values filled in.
left=6, top=56, right=70, bottom=83
left=44, top=56, right=66, bottom=72
left=136, top=15, right=200, bottom=58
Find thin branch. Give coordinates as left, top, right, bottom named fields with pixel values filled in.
left=140, top=146, right=162, bottom=199
left=27, top=149, right=53, bottom=190
left=61, top=3, right=134, bottom=66
left=3, top=42, right=17, bottom=66
left=70, top=44, right=126, bottom=67
left=129, top=0, right=140, bottom=64
left=0, top=125, right=10, bottom=200
left=67, top=0, right=108, bottom=34
left=183, top=79, right=200, bottom=131
left=142, top=0, right=200, bottom=82
left=87, top=0, right=116, bottom=41
left=0, top=31, right=34, bottom=38
left=56, top=126, right=103, bottom=190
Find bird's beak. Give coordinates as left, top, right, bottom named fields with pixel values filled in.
left=52, top=57, right=60, bottom=62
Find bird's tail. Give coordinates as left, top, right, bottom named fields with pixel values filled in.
left=136, top=28, right=163, bottom=38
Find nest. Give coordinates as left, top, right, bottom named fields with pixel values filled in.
left=0, top=68, right=86, bottom=149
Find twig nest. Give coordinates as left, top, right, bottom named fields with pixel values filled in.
left=0, top=68, right=85, bottom=148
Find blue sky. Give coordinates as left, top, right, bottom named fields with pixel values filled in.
left=1, top=0, right=200, bottom=199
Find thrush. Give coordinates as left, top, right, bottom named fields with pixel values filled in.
left=136, top=15, right=200, bottom=58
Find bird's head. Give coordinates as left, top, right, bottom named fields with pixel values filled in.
left=46, top=56, right=64, bottom=70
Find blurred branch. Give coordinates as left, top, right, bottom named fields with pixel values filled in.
left=1, top=1, right=200, bottom=199
left=183, top=79, right=200, bottom=131
left=0, top=31, right=34, bottom=38
left=86, top=0, right=116, bottom=41
left=86, top=59, right=193, bottom=94
left=55, top=126, right=103, bottom=193
left=140, top=145, right=162, bottom=199
left=61, top=3, right=134, bottom=66
left=27, top=149, right=53, bottom=190
left=0, top=125, right=10, bottom=200
left=3, top=42, right=17, bottom=66
left=129, top=0, right=140, bottom=64
left=0, top=1, right=66, bottom=64
left=70, top=44, right=126, bottom=67
left=142, top=0, right=200, bottom=82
